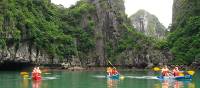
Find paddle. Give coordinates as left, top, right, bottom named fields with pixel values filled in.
left=20, top=72, right=29, bottom=79
left=187, top=70, right=195, bottom=75
left=153, top=67, right=161, bottom=71
left=107, top=60, right=125, bottom=80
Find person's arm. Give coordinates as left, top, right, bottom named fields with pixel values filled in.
left=161, top=69, right=164, bottom=72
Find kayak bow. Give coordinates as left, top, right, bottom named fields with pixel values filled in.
left=107, top=74, right=120, bottom=80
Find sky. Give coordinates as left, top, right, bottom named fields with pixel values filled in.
left=51, top=0, right=173, bottom=28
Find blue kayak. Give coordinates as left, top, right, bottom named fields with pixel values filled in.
left=107, top=74, right=120, bottom=80
left=157, top=75, right=192, bottom=81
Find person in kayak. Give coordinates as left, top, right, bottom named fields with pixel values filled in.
left=111, top=68, right=119, bottom=75
left=32, top=67, right=42, bottom=74
left=107, top=67, right=112, bottom=76
left=173, top=67, right=180, bottom=76
left=36, top=67, right=42, bottom=74
left=161, top=65, right=170, bottom=76
left=32, top=67, right=42, bottom=80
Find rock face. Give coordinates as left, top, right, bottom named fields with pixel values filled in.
left=0, top=0, right=171, bottom=68
left=0, top=41, right=58, bottom=64
left=168, top=0, right=200, bottom=65
left=130, top=10, right=166, bottom=38
left=84, top=1, right=171, bottom=68
left=172, top=0, right=200, bottom=30
left=0, top=0, right=128, bottom=66
left=0, top=0, right=66, bottom=65
left=85, top=0, right=127, bottom=66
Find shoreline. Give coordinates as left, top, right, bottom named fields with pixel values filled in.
left=0, top=60, right=199, bottom=71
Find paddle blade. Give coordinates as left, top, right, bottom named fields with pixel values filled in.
left=120, top=75, right=125, bottom=80
left=20, top=72, right=29, bottom=75
left=23, top=75, right=29, bottom=78
left=153, top=67, right=160, bottom=71
left=187, top=71, right=195, bottom=75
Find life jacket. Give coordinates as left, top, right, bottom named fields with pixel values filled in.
left=162, top=68, right=169, bottom=76
left=111, top=69, right=118, bottom=75
left=173, top=69, right=179, bottom=76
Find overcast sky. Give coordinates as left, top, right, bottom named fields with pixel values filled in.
left=51, top=0, right=173, bottom=27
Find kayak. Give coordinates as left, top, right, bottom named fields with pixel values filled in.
left=157, top=75, right=192, bottom=81
left=32, top=73, right=42, bottom=80
left=107, top=74, right=120, bottom=80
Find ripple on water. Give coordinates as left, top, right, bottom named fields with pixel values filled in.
left=92, top=75, right=106, bottom=78
left=93, top=75, right=158, bottom=80
left=21, top=76, right=59, bottom=80
left=42, top=76, right=58, bottom=80
left=125, top=76, right=158, bottom=79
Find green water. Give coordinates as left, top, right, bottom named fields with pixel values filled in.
left=0, top=70, right=199, bottom=88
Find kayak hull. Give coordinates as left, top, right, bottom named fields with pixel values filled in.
left=157, top=75, right=192, bottom=81
left=175, top=75, right=192, bottom=80
left=107, top=74, right=120, bottom=80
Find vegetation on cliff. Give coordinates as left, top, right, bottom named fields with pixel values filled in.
left=168, top=16, right=200, bottom=65
left=0, top=0, right=95, bottom=61
left=0, top=0, right=170, bottom=67
left=169, top=0, right=200, bottom=65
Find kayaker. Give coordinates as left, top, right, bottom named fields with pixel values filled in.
left=107, top=67, right=112, bottom=76
left=32, top=67, right=37, bottom=74
left=111, top=68, right=119, bottom=75
left=173, top=67, right=180, bottom=76
left=161, top=65, right=170, bottom=76
left=32, top=67, right=41, bottom=74
left=32, top=67, right=42, bottom=80
left=36, top=67, right=42, bottom=74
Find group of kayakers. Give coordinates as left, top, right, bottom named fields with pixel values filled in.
left=106, top=67, right=119, bottom=76
left=161, top=65, right=182, bottom=77
left=28, top=65, right=188, bottom=81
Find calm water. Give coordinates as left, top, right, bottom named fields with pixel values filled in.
left=0, top=70, right=199, bottom=88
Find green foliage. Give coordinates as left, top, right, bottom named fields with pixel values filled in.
left=0, top=0, right=169, bottom=65
left=58, top=1, right=96, bottom=54
left=154, top=39, right=169, bottom=50
left=0, top=39, right=6, bottom=49
left=0, top=0, right=95, bottom=60
left=106, top=23, right=159, bottom=60
left=168, top=16, right=200, bottom=65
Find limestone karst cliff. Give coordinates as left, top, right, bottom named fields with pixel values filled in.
left=130, top=10, right=166, bottom=38
left=0, top=0, right=171, bottom=68
left=168, top=0, right=200, bottom=65
left=172, top=0, right=200, bottom=30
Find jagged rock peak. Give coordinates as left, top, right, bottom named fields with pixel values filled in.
left=129, top=9, right=166, bottom=38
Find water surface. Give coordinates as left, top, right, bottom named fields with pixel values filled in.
left=0, top=70, right=199, bottom=88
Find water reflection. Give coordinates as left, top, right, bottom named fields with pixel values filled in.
left=173, top=81, right=183, bottom=88
left=187, top=83, right=195, bottom=88
left=21, top=79, right=29, bottom=88
left=156, top=80, right=195, bottom=88
left=161, top=80, right=170, bottom=88
left=32, top=80, right=42, bottom=88
left=107, top=79, right=119, bottom=88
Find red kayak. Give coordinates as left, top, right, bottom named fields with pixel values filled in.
left=32, top=73, right=42, bottom=80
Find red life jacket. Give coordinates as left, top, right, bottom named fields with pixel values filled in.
left=162, top=68, right=169, bottom=76
left=111, top=69, right=118, bottom=75
left=173, top=69, right=179, bottom=76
